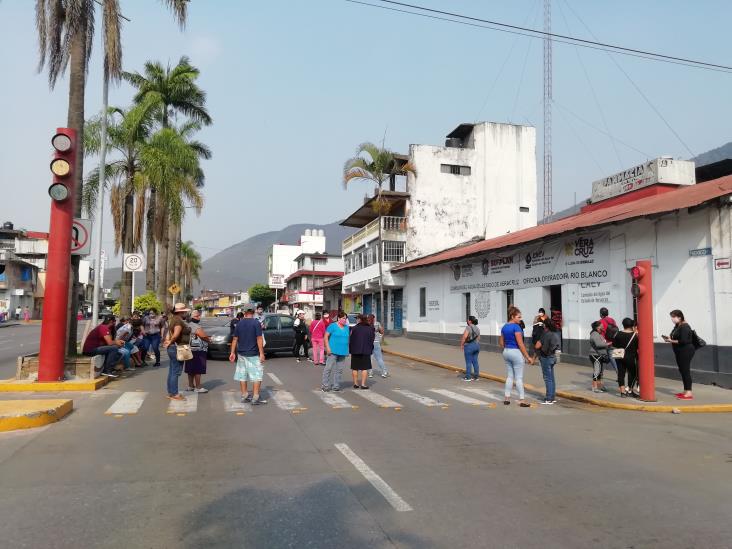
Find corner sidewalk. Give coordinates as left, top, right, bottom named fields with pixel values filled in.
left=383, top=336, right=732, bottom=413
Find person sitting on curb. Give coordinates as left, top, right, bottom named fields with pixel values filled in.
left=82, top=315, right=129, bottom=378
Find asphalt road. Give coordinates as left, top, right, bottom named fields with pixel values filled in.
left=0, top=323, right=41, bottom=379
left=0, top=343, right=731, bottom=548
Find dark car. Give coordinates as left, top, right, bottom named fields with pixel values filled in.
left=206, top=313, right=298, bottom=359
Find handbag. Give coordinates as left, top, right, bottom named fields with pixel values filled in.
left=176, top=344, right=193, bottom=361
left=611, top=332, right=635, bottom=359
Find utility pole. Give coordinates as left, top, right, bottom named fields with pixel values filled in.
left=543, top=0, right=553, bottom=221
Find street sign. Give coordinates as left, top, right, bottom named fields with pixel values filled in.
left=71, top=218, right=92, bottom=256
left=715, top=257, right=731, bottom=270
left=689, top=247, right=712, bottom=257
left=123, top=253, right=145, bottom=272
left=168, top=283, right=181, bottom=295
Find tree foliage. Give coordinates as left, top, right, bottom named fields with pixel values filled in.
left=111, top=291, right=162, bottom=316
left=248, top=284, right=275, bottom=307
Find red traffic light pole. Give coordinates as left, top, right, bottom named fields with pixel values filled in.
left=632, top=260, right=656, bottom=401
left=38, top=128, right=76, bottom=382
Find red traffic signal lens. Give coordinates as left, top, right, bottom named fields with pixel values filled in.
left=630, top=266, right=645, bottom=280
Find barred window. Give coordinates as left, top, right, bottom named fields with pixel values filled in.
left=382, top=241, right=405, bottom=263
left=440, top=163, right=471, bottom=176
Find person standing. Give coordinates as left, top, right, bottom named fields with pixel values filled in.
left=293, top=310, right=311, bottom=363
left=534, top=318, right=561, bottom=404
left=143, top=308, right=164, bottom=367
left=598, top=307, right=619, bottom=374
left=350, top=315, right=375, bottom=389
left=310, top=313, right=327, bottom=366
left=662, top=310, right=695, bottom=400
left=15, top=306, right=21, bottom=321
left=499, top=307, right=534, bottom=407
left=185, top=309, right=211, bottom=393
left=613, top=318, right=638, bottom=398
left=459, top=316, right=481, bottom=381
left=530, top=308, right=547, bottom=358
left=22, top=306, right=31, bottom=323
left=322, top=311, right=350, bottom=392
left=163, top=303, right=192, bottom=401
left=229, top=308, right=267, bottom=405
left=367, top=313, right=388, bottom=379
left=229, top=312, right=244, bottom=336
left=322, top=311, right=332, bottom=327
left=82, top=315, right=129, bottom=378
left=254, top=305, right=266, bottom=327
left=589, top=321, right=609, bottom=393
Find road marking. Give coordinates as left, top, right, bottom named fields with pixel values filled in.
left=272, top=390, right=305, bottom=411
left=267, top=372, right=283, bottom=386
left=353, top=390, right=403, bottom=409
left=392, top=388, right=447, bottom=407
left=105, top=392, right=148, bottom=415
left=167, top=392, right=198, bottom=414
left=460, top=387, right=505, bottom=402
left=222, top=391, right=252, bottom=413
left=335, top=443, right=413, bottom=512
left=430, top=389, right=493, bottom=406
left=313, top=390, right=356, bottom=409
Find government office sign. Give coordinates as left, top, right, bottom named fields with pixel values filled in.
left=449, top=232, right=610, bottom=293
left=590, top=158, right=695, bottom=204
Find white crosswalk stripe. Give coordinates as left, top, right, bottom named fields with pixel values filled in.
left=222, top=391, right=252, bottom=413
left=460, top=387, right=506, bottom=402
left=167, top=392, right=198, bottom=414
left=430, top=389, right=493, bottom=406
left=105, top=391, right=148, bottom=415
left=353, top=390, right=403, bottom=409
left=272, top=390, right=305, bottom=411
left=393, top=388, right=448, bottom=407
left=267, top=372, right=283, bottom=386
left=313, top=390, right=357, bottom=409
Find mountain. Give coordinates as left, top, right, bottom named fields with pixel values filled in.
left=104, top=221, right=354, bottom=295
left=693, top=142, right=732, bottom=167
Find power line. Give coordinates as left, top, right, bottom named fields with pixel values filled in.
left=345, top=0, right=732, bottom=74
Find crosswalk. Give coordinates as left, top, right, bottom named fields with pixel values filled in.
left=97, top=380, right=566, bottom=419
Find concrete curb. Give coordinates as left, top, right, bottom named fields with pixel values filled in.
left=0, top=377, right=108, bottom=392
left=0, top=399, right=73, bottom=431
left=384, top=349, right=732, bottom=413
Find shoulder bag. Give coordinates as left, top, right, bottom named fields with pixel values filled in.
left=176, top=343, right=193, bottom=362
left=612, top=332, right=636, bottom=359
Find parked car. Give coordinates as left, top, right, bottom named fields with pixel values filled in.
left=206, top=313, right=297, bottom=359
left=347, top=313, right=360, bottom=328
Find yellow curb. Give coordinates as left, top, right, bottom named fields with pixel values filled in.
left=383, top=349, right=732, bottom=413
left=0, top=399, right=73, bottom=431
left=0, top=377, right=108, bottom=392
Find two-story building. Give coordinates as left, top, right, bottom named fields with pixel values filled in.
left=284, top=251, right=343, bottom=318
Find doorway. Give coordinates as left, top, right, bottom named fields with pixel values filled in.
left=505, top=289, right=514, bottom=320
left=463, top=292, right=471, bottom=321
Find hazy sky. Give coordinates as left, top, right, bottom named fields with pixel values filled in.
left=1, top=0, right=731, bottom=266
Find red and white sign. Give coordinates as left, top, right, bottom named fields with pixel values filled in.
left=71, top=218, right=91, bottom=256
left=715, top=257, right=731, bottom=270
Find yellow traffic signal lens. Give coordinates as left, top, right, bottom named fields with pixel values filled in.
left=51, top=133, right=72, bottom=152
left=50, top=158, right=71, bottom=177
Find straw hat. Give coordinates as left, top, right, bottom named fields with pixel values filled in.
left=173, top=303, right=191, bottom=313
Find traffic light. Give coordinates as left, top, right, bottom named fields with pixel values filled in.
left=630, top=264, right=647, bottom=298
left=48, top=129, right=75, bottom=202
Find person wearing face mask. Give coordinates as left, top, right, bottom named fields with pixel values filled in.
left=662, top=309, right=695, bottom=400
left=321, top=311, right=350, bottom=392
left=459, top=316, right=481, bottom=382
left=185, top=309, right=211, bottom=393
left=499, top=306, right=534, bottom=407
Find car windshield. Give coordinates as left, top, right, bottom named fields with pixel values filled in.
left=347, top=314, right=359, bottom=324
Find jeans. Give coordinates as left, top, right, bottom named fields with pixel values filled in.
left=122, top=341, right=136, bottom=368
left=322, top=354, right=346, bottom=389
left=606, top=349, right=618, bottom=373
left=539, top=355, right=557, bottom=401
left=167, top=345, right=183, bottom=396
left=503, top=348, right=525, bottom=399
left=372, top=341, right=388, bottom=375
left=84, top=345, right=127, bottom=373
left=144, top=333, right=162, bottom=364
left=312, top=338, right=325, bottom=364
left=463, top=341, right=480, bottom=378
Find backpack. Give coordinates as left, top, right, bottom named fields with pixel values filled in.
left=603, top=318, right=619, bottom=340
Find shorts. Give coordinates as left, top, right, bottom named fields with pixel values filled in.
left=234, top=355, right=263, bottom=382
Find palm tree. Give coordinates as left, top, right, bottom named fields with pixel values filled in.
left=343, top=143, right=415, bottom=331
left=122, top=57, right=212, bottom=306
left=34, top=0, right=189, bottom=350
left=179, top=241, right=202, bottom=301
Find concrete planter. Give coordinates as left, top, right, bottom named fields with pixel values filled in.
left=16, top=353, right=103, bottom=381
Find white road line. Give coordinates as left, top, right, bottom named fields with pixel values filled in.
left=460, top=387, right=505, bottom=402
left=353, top=390, right=403, bottom=409
left=272, top=390, right=304, bottom=411
left=222, top=391, right=252, bottom=413
left=267, top=372, right=283, bottom=386
left=105, top=391, right=148, bottom=415
left=167, top=392, right=198, bottom=414
left=313, top=390, right=355, bottom=409
left=430, top=389, right=493, bottom=406
left=393, top=388, right=447, bottom=407
left=335, top=443, right=413, bottom=512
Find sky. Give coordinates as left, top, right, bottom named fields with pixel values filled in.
left=1, top=0, right=731, bottom=267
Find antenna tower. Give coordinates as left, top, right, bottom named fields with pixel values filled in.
left=543, top=0, right=553, bottom=220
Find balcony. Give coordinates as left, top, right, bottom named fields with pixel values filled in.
left=342, top=216, right=407, bottom=255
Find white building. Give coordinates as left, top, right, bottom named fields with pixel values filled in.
left=394, top=159, right=732, bottom=388
left=284, top=252, right=344, bottom=318
left=268, top=229, right=330, bottom=303
left=341, top=121, right=537, bottom=331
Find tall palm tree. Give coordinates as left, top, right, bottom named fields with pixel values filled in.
left=34, top=0, right=189, bottom=350
left=122, top=57, right=212, bottom=307
left=343, top=143, right=415, bottom=331
left=179, top=241, right=202, bottom=301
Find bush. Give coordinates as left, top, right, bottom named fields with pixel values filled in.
left=111, top=291, right=163, bottom=317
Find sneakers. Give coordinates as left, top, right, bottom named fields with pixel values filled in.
left=153, top=363, right=160, bottom=368
left=353, top=384, right=360, bottom=389
left=101, top=372, right=118, bottom=378
left=471, top=375, right=479, bottom=382
left=185, top=387, right=195, bottom=392
left=359, top=385, right=369, bottom=390
left=462, top=376, right=473, bottom=382
left=332, top=386, right=341, bottom=392
left=243, top=394, right=253, bottom=403
left=676, top=394, right=693, bottom=400
left=381, top=373, right=388, bottom=379
left=195, top=387, right=209, bottom=393
left=321, top=386, right=331, bottom=392
left=368, top=372, right=374, bottom=379
left=251, top=396, right=268, bottom=405
left=540, top=399, right=555, bottom=405
left=296, top=358, right=301, bottom=363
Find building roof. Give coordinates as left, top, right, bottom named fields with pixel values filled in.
left=446, top=123, right=474, bottom=139
left=340, top=191, right=410, bottom=228
left=393, top=175, right=732, bottom=272
left=285, top=270, right=344, bottom=283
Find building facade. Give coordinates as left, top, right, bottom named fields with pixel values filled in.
left=284, top=252, right=343, bottom=318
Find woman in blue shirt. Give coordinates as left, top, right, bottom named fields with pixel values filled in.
left=322, top=311, right=350, bottom=392
left=499, top=306, right=535, bottom=407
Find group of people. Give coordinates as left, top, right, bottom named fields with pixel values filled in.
left=0, top=305, right=31, bottom=322
left=459, top=304, right=699, bottom=405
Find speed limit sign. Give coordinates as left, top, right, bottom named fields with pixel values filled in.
left=123, top=253, right=145, bottom=272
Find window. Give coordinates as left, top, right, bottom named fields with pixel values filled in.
left=464, top=292, right=471, bottom=320
left=382, top=241, right=405, bottom=263
left=419, top=287, right=426, bottom=317
left=312, top=258, right=327, bottom=267
left=264, top=316, right=279, bottom=330
left=440, top=163, right=471, bottom=176
left=519, top=206, right=530, bottom=213
left=280, top=316, right=294, bottom=329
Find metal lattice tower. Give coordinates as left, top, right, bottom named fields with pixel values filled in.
left=543, top=0, right=553, bottom=221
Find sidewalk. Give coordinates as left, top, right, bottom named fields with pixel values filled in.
left=383, top=336, right=732, bottom=413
